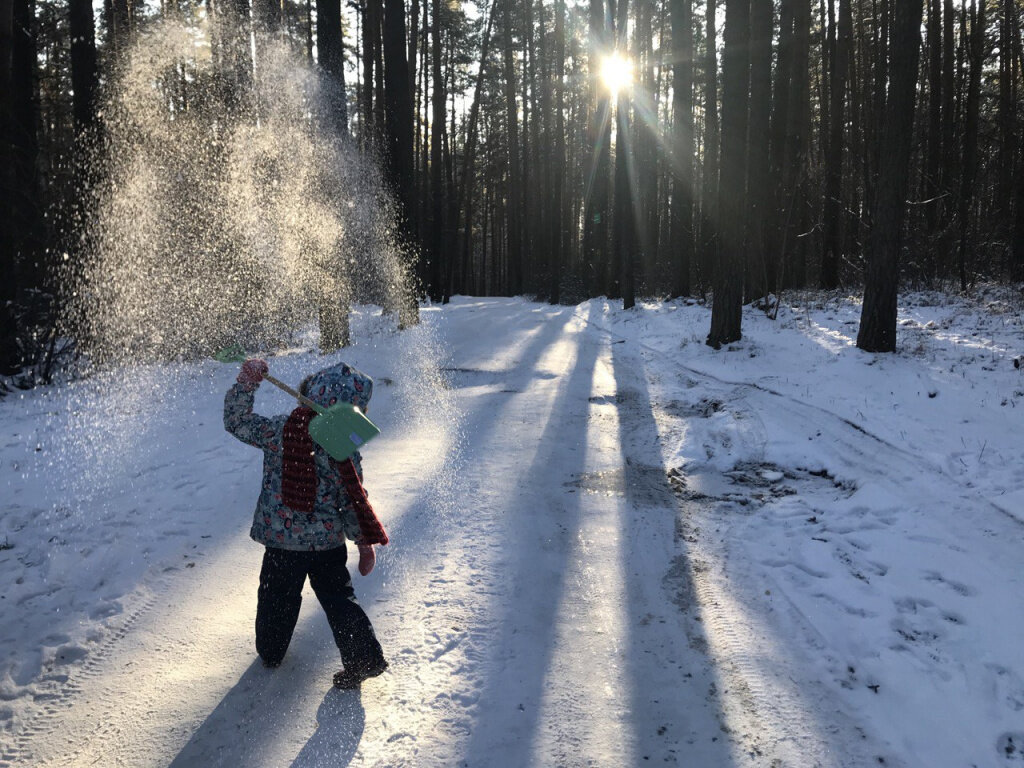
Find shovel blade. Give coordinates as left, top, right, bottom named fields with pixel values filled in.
left=308, top=403, right=381, bottom=461
left=215, top=344, right=247, bottom=363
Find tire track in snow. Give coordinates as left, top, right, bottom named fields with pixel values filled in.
left=0, top=584, right=162, bottom=766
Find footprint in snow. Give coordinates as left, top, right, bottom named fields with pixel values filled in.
left=922, top=570, right=976, bottom=597
left=998, top=733, right=1024, bottom=762
left=987, top=665, right=1024, bottom=714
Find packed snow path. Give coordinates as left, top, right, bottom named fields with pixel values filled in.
left=2, top=296, right=1023, bottom=767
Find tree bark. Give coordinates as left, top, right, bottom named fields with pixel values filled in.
left=669, top=0, right=694, bottom=298
left=455, top=6, right=495, bottom=297
left=784, top=0, right=810, bottom=288
left=747, top=0, right=772, bottom=299
left=583, top=0, right=611, bottom=297
left=383, top=0, right=414, bottom=222
left=550, top=0, right=566, bottom=304
left=699, top=0, right=719, bottom=294
left=69, top=0, right=98, bottom=133
left=707, top=0, right=749, bottom=347
left=956, top=0, right=986, bottom=291
left=317, top=0, right=348, bottom=134
left=428, top=0, right=445, bottom=301
left=821, top=0, right=851, bottom=289
left=0, top=0, right=17, bottom=372
left=856, top=0, right=923, bottom=353
left=501, top=0, right=523, bottom=295
left=768, top=0, right=793, bottom=294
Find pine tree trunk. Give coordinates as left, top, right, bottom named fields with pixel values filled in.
left=821, top=0, right=851, bottom=289
left=699, top=0, right=719, bottom=295
left=0, top=0, right=17, bottom=372
left=996, top=0, right=1013, bottom=231
left=501, top=0, right=523, bottom=295
left=857, top=0, right=923, bottom=353
left=383, top=0, right=414, bottom=228
left=110, top=0, right=131, bottom=54
left=69, top=0, right=98, bottom=133
left=550, top=0, right=566, bottom=304
left=456, top=6, right=495, bottom=296
left=407, top=0, right=418, bottom=97
left=616, top=83, right=637, bottom=309
left=768, top=0, right=793, bottom=295
left=10, top=0, right=38, bottom=292
left=428, top=0, right=445, bottom=301
left=784, top=0, right=810, bottom=288
left=537, top=0, right=552, bottom=302
left=583, top=0, right=611, bottom=297
left=747, top=0, right=772, bottom=299
left=317, top=0, right=348, bottom=134
left=361, top=0, right=375, bottom=146
left=669, top=0, right=694, bottom=298
left=956, top=0, right=986, bottom=291
left=707, top=0, right=749, bottom=347
left=1014, top=156, right=1024, bottom=281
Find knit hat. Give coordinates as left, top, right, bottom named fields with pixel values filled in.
left=303, top=362, right=373, bottom=413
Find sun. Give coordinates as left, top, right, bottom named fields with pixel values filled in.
left=600, top=53, right=634, bottom=97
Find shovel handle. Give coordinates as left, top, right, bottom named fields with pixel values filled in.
left=263, top=373, right=323, bottom=413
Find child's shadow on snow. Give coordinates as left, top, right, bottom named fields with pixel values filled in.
left=168, top=659, right=364, bottom=767
left=290, top=689, right=364, bottom=767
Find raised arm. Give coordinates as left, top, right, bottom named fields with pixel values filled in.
left=223, top=360, right=278, bottom=450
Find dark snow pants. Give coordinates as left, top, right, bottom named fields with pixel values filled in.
left=255, top=546, right=385, bottom=672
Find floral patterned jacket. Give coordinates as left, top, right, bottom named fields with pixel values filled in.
left=223, top=382, right=364, bottom=550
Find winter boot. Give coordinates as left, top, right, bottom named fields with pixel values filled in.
left=333, top=658, right=389, bottom=689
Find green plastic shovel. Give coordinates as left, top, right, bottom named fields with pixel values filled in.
left=216, top=344, right=380, bottom=461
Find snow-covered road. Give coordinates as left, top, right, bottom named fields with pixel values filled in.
left=2, top=295, right=1023, bottom=767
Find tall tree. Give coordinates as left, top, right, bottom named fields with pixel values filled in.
left=922, top=0, right=942, bottom=252
left=361, top=0, right=378, bottom=146
left=549, top=0, right=567, bottom=304
left=669, top=0, right=694, bottom=297
left=956, top=0, right=986, bottom=291
left=317, top=0, right=348, bottom=134
left=69, top=0, right=98, bottom=133
left=500, top=0, right=522, bottom=294
left=109, top=0, right=131, bottom=54
left=0, top=0, right=17, bottom=372
left=583, top=0, right=611, bottom=296
left=783, top=0, right=810, bottom=287
left=746, top=0, right=772, bottom=299
left=767, top=0, right=794, bottom=293
left=612, top=0, right=637, bottom=309
left=821, top=0, right=851, bottom=289
left=455, top=5, right=495, bottom=297
left=428, top=0, right=445, bottom=300
left=707, top=0, right=749, bottom=347
left=699, top=0, right=720, bottom=293
left=856, top=0, right=923, bottom=353
left=996, top=0, right=1014, bottom=224
left=382, top=0, right=413, bottom=221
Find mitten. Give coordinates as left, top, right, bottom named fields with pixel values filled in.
left=357, top=543, right=376, bottom=576
left=237, top=359, right=269, bottom=390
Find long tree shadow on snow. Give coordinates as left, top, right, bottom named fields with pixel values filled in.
left=608, top=336, right=737, bottom=763
left=458, top=303, right=604, bottom=766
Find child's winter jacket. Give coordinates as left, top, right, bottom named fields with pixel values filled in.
left=224, top=362, right=374, bottom=551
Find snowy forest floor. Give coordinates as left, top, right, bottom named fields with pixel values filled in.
left=1, top=288, right=1023, bottom=767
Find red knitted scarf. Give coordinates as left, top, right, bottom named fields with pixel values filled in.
left=336, top=457, right=389, bottom=546
left=281, top=406, right=389, bottom=545
left=282, top=407, right=317, bottom=513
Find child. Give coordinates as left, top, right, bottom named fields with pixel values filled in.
left=224, top=358, right=389, bottom=689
